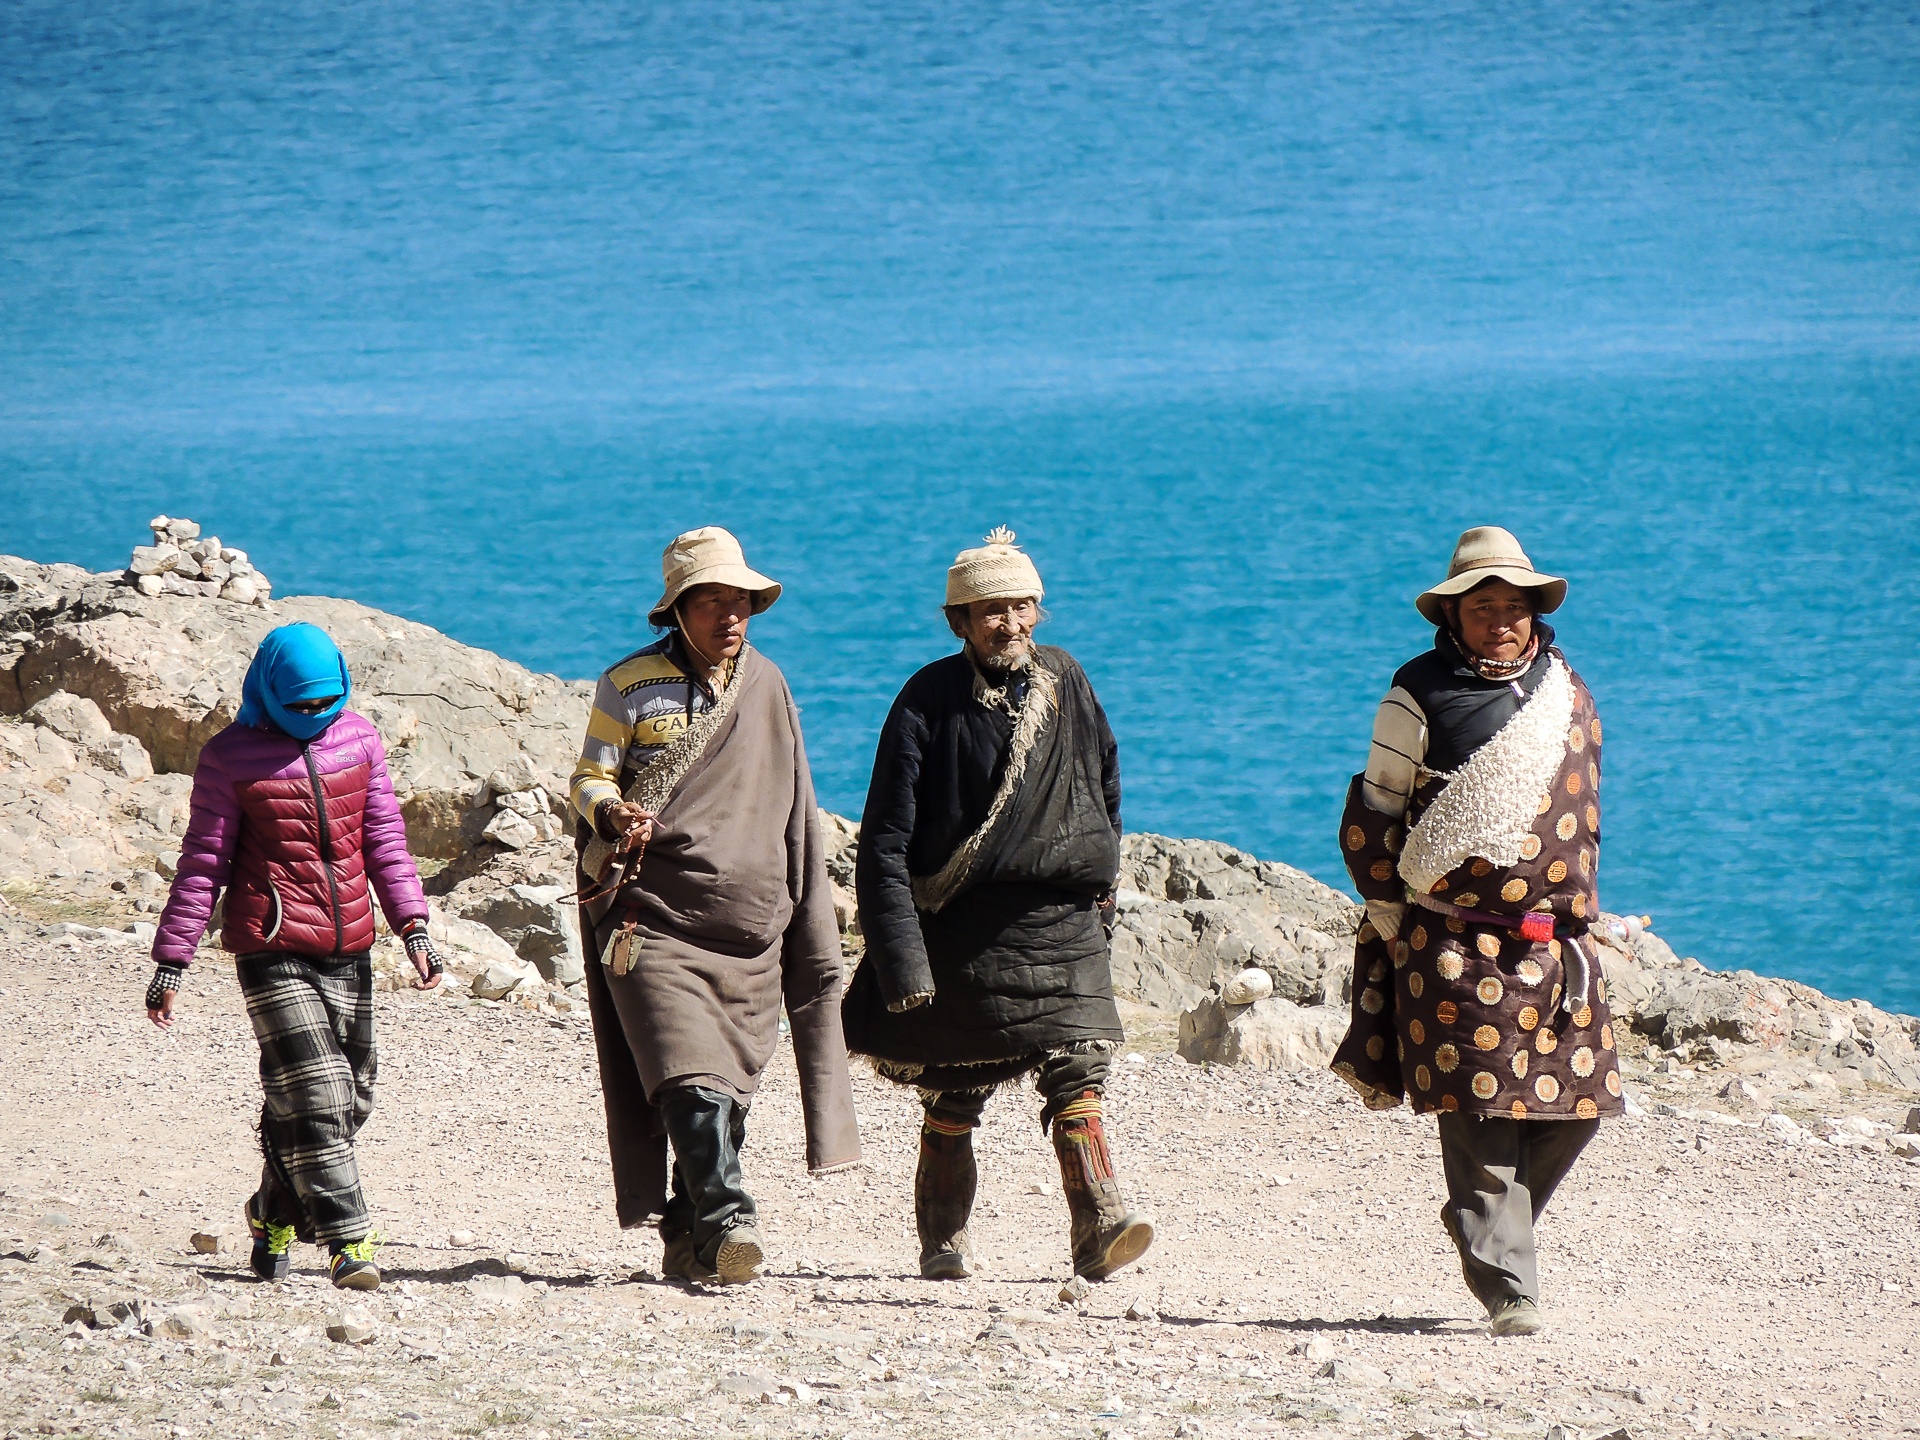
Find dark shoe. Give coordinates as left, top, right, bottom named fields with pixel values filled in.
left=660, top=1230, right=718, bottom=1286
left=916, top=1122, right=978, bottom=1280
left=710, top=1222, right=765, bottom=1285
left=1052, top=1090, right=1154, bottom=1281
left=1489, top=1296, right=1546, bottom=1335
left=245, top=1196, right=295, bottom=1283
left=328, top=1234, right=383, bottom=1291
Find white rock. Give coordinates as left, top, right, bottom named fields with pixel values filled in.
left=495, top=788, right=547, bottom=818
left=128, top=544, right=182, bottom=576
left=482, top=808, right=539, bottom=850
left=487, top=755, right=542, bottom=797
left=26, top=691, right=113, bottom=746
left=1758, top=1113, right=1804, bottom=1144
left=164, top=517, right=201, bottom=541
left=134, top=574, right=165, bottom=596
left=427, top=906, right=520, bottom=966
left=465, top=1275, right=526, bottom=1303
left=1221, top=966, right=1274, bottom=1006
left=90, top=733, right=154, bottom=781
left=1177, top=994, right=1346, bottom=1071
left=325, top=1305, right=378, bottom=1344
left=221, top=546, right=247, bottom=566
left=159, top=1303, right=214, bottom=1340
left=1889, top=1134, right=1920, bottom=1159
left=471, top=958, right=540, bottom=1001
left=1296, top=1336, right=1334, bottom=1362
left=221, top=576, right=259, bottom=605
left=449, top=1230, right=475, bottom=1247
left=1123, top=1298, right=1156, bottom=1322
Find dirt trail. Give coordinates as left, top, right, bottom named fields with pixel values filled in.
left=6, top=924, right=1918, bottom=1440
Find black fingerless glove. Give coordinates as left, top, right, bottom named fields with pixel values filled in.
left=145, top=964, right=185, bottom=1010
left=400, top=918, right=443, bottom=980
left=592, top=798, right=627, bottom=844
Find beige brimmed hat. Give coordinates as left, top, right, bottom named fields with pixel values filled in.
left=1415, top=526, right=1566, bottom=624
left=647, top=526, right=781, bottom=627
left=946, top=526, right=1044, bottom=608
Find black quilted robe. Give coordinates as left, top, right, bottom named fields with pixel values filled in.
left=843, top=645, right=1125, bottom=1071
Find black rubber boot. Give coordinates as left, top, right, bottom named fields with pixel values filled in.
left=657, top=1087, right=762, bottom=1285
left=1051, top=1090, right=1153, bottom=1281
left=915, top=1120, right=978, bottom=1279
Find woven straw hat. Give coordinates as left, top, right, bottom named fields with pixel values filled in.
left=945, top=526, right=1044, bottom=607
left=1415, top=526, right=1566, bottom=624
left=647, top=526, right=781, bottom=627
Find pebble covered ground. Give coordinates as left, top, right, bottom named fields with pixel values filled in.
left=6, top=921, right=1920, bottom=1440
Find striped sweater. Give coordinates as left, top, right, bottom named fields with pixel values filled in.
left=569, top=634, right=726, bottom=827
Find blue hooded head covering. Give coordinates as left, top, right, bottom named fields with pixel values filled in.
left=235, top=623, right=351, bottom=741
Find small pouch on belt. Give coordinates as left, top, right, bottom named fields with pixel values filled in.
left=600, top=905, right=643, bottom=977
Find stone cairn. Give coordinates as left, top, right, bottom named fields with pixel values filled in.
left=124, top=516, right=273, bottom=606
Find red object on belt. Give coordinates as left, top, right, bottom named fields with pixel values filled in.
left=1413, top=892, right=1559, bottom=945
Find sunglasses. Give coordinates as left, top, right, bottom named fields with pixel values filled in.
left=284, top=695, right=343, bottom=715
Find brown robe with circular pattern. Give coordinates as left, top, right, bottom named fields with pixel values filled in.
left=1330, top=662, right=1624, bottom=1121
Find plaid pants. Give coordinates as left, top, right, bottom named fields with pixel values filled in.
left=237, top=951, right=377, bottom=1245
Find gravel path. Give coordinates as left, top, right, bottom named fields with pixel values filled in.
left=6, top=921, right=1919, bottom=1440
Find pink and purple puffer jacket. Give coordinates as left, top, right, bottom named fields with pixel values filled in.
left=152, top=711, right=428, bottom=965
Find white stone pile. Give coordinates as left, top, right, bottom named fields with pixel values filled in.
left=125, top=516, right=273, bottom=606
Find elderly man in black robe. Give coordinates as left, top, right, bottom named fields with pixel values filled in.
left=843, top=528, right=1153, bottom=1283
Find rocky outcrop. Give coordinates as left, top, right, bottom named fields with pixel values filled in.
left=0, top=549, right=591, bottom=858
left=1110, top=834, right=1357, bottom=1012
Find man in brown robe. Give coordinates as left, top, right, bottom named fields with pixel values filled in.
left=1332, top=526, right=1622, bottom=1336
left=570, top=527, right=860, bottom=1285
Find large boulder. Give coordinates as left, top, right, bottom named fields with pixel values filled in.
left=1176, top=992, right=1348, bottom=1071
left=0, top=557, right=591, bottom=858
left=1108, top=835, right=1357, bottom=1010
left=0, top=716, right=190, bottom=884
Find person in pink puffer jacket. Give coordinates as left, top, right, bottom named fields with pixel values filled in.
left=145, top=623, right=441, bottom=1291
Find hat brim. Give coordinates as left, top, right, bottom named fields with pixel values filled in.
left=649, top=565, right=782, bottom=627
left=1416, top=566, right=1565, bottom=624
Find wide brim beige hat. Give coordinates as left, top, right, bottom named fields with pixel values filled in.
left=647, top=526, right=782, bottom=627
left=946, top=526, right=1044, bottom=607
left=1415, top=525, right=1566, bottom=624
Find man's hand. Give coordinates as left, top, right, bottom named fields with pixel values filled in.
left=600, top=800, right=655, bottom=851
left=145, top=965, right=183, bottom=1029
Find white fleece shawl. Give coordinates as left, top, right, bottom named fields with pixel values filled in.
left=1397, top=656, right=1574, bottom=897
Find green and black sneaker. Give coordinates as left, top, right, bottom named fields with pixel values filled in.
left=328, top=1233, right=384, bottom=1291
left=245, top=1198, right=296, bottom=1283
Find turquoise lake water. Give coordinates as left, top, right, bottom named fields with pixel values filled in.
left=3, top=2, right=1918, bottom=1008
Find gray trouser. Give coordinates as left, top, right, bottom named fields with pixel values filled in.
left=1437, top=1113, right=1598, bottom=1309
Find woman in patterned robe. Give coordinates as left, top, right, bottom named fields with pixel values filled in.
left=1331, top=526, right=1622, bottom=1337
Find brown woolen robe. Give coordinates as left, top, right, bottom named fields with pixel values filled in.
left=1331, top=663, right=1625, bottom=1121
left=577, top=645, right=861, bottom=1227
